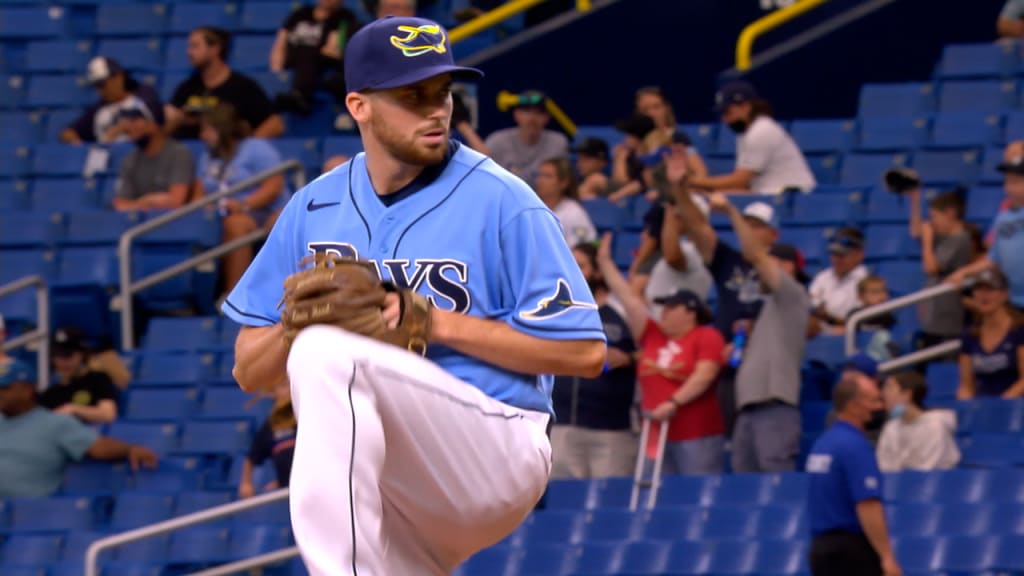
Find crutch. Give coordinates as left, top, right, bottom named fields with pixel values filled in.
left=629, top=412, right=669, bottom=511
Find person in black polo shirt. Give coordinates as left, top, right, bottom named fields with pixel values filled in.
left=807, top=375, right=902, bottom=576
left=39, top=327, right=120, bottom=425
left=550, top=243, right=637, bottom=479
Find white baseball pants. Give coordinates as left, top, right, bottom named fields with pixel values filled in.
left=286, top=325, right=552, bottom=576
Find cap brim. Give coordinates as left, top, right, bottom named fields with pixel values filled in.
left=357, top=64, right=483, bottom=92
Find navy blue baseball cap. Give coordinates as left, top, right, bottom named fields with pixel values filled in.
left=0, top=360, right=36, bottom=389
left=344, top=17, right=483, bottom=93
left=844, top=353, right=879, bottom=378
left=714, top=80, right=759, bottom=112
left=653, top=289, right=713, bottom=324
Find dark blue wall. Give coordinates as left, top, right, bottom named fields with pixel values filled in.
left=469, top=0, right=1006, bottom=134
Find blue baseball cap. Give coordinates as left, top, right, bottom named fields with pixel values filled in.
left=844, top=353, right=879, bottom=379
left=714, top=80, right=759, bottom=112
left=0, top=360, right=36, bottom=388
left=344, top=17, right=483, bottom=93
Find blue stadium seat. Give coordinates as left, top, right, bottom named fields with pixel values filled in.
left=137, top=209, right=220, bottom=246
left=275, top=137, right=322, bottom=170
left=579, top=509, right=647, bottom=543
left=864, top=224, right=915, bottom=260
left=967, top=186, right=1006, bottom=222
left=640, top=507, right=703, bottom=541
left=995, top=535, right=1024, bottom=572
left=240, top=2, right=295, bottom=33
left=857, top=115, right=929, bottom=152
left=506, top=544, right=575, bottom=576
left=612, top=230, right=642, bottom=269
left=228, top=525, right=291, bottom=561
left=929, top=112, right=1002, bottom=148
left=174, top=491, right=233, bottom=517
left=113, top=535, right=170, bottom=563
left=864, top=188, right=917, bottom=224
left=56, top=246, right=117, bottom=285
left=941, top=536, right=999, bottom=572
left=64, top=210, right=141, bottom=245
left=700, top=506, right=759, bottom=540
left=678, top=123, right=717, bottom=154
left=840, top=153, right=908, bottom=186
left=704, top=155, right=735, bottom=175
left=231, top=36, right=277, bottom=71
left=0, top=111, right=45, bottom=145
left=212, top=352, right=237, bottom=384
left=936, top=43, right=1016, bottom=79
left=111, top=493, right=175, bottom=529
left=0, top=567, right=46, bottom=576
left=96, top=4, right=168, bottom=36
left=715, top=474, right=776, bottom=506
left=874, top=261, right=925, bottom=295
left=106, top=422, right=179, bottom=455
left=926, top=362, right=959, bottom=402
left=32, top=179, right=101, bottom=212
left=803, top=334, right=847, bottom=369
left=801, top=401, right=833, bottom=433
left=888, top=503, right=941, bottom=537
left=124, top=388, right=199, bottom=422
left=520, top=511, right=586, bottom=545
left=99, top=563, right=163, bottom=576
left=62, top=531, right=110, bottom=563
left=706, top=539, right=758, bottom=574
left=1007, top=111, right=1024, bottom=142
left=162, top=37, right=190, bottom=73
left=30, top=143, right=89, bottom=177
left=322, top=135, right=364, bottom=160
left=938, top=503, right=996, bottom=537
left=960, top=434, right=1024, bottom=468
left=458, top=547, right=517, bottom=576
left=581, top=198, right=626, bottom=233
left=938, top=80, right=1016, bottom=114
left=231, top=498, right=291, bottom=526
left=0, top=534, right=63, bottom=566
left=805, top=153, right=840, bottom=185
left=757, top=506, right=807, bottom=540
left=176, top=420, right=252, bottom=456
left=859, top=82, right=936, bottom=118
left=0, top=144, right=31, bottom=177
left=134, top=352, right=213, bottom=387
left=935, top=469, right=995, bottom=503
left=885, top=470, right=940, bottom=502
left=753, top=539, right=808, bottom=575
left=0, top=179, right=31, bottom=210
left=910, top=149, right=979, bottom=187
left=60, top=463, right=127, bottom=495
left=45, top=109, right=81, bottom=142
left=199, top=387, right=264, bottom=420
left=979, top=146, right=1006, bottom=185
left=789, top=118, right=856, bottom=153
left=0, top=211, right=64, bottom=248
left=169, top=3, right=239, bottom=35
left=788, top=193, right=859, bottom=226
left=0, top=7, right=68, bottom=38
left=970, top=399, right=1024, bottom=433
left=27, top=75, right=88, bottom=109
left=143, top=316, right=218, bottom=351
left=252, top=71, right=291, bottom=99
left=656, top=475, right=717, bottom=507
left=895, top=536, right=942, bottom=574
left=661, top=540, right=713, bottom=573
left=168, top=526, right=231, bottom=564
left=95, top=38, right=163, bottom=72
left=9, top=497, right=94, bottom=532
left=714, top=126, right=737, bottom=156
left=0, top=249, right=57, bottom=284
left=128, top=461, right=201, bottom=493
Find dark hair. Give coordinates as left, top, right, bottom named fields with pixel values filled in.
left=965, top=222, right=986, bottom=259
left=889, top=371, right=928, bottom=408
left=201, top=102, right=250, bottom=161
left=857, top=274, right=887, bottom=296
left=929, top=191, right=966, bottom=220
left=750, top=98, right=774, bottom=119
left=832, top=374, right=861, bottom=413
left=572, top=242, right=598, bottom=267
left=540, top=157, right=579, bottom=200
left=194, top=26, right=232, bottom=61
left=635, top=86, right=677, bottom=127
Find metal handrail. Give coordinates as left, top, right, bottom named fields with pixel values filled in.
left=84, top=488, right=292, bottom=576
left=735, top=0, right=829, bottom=70
left=116, top=160, right=306, bottom=351
left=0, top=274, right=50, bottom=388
left=449, top=0, right=592, bottom=44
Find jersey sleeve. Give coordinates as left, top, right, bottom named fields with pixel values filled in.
left=504, top=207, right=606, bottom=342
left=221, top=189, right=306, bottom=326
left=55, top=414, right=100, bottom=462
left=843, top=443, right=884, bottom=503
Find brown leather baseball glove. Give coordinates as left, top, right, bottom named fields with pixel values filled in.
left=278, top=253, right=432, bottom=355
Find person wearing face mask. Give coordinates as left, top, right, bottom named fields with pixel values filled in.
left=111, top=104, right=195, bottom=212
left=826, top=354, right=889, bottom=446
left=876, top=371, right=959, bottom=472
left=688, top=81, right=816, bottom=195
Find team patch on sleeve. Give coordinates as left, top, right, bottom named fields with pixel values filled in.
left=519, top=279, right=598, bottom=320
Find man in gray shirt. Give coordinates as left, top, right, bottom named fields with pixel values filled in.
left=484, top=90, right=569, bottom=186
left=112, top=105, right=195, bottom=212
left=709, top=192, right=809, bottom=473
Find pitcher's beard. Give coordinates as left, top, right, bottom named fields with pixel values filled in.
left=372, top=115, right=449, bottom=166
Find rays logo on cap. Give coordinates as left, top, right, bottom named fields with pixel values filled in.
left=520, top=279, right=597, bottom=320
left=390, top=24, right=447, bottom=57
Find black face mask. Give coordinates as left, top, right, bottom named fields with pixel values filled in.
left=866, top=408, right=888, bottom=431
left=134, top=135, right=152, bottom=150
left=727, top=119, right=749, bottom=134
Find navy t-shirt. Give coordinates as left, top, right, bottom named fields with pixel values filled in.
left=806, top=421, right=883, bottom=535
left=962, top=325, right=1024, bottom=397
left=552, top=304, right=636, bottom=430
left=248, top=420, right=297, bottom=487
left=707, top=240, right=765, bottom=339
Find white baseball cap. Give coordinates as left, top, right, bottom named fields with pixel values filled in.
left=86, top=56, right=123, bottom=85
left=742, top=201, right=778, bottom=228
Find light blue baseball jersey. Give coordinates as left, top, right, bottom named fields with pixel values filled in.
left=222, top=141, right=605, bottom=415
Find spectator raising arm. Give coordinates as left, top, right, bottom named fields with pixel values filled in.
left=665, top=145, right=717, bottom=264
left=269, top=29, right=288, bottom=72
left=660, top=203, right=688, bottom=272
left=709, top=192, right=781, bottom=290
left=596, top=232, right=651, bottom=341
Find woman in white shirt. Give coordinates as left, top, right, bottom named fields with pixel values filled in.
left=535, top=157, right=598, bottom=246
left=877, top=370, right=960, bottom=472
left=688, top=81, right=816, bottom=195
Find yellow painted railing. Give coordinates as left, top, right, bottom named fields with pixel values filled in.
left=735, top=0, right=829, bottom=70
left=450, top=0, right=593, bottom=44
left=497, top=90, right=577, bottom=137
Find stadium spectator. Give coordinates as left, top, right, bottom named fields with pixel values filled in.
left=370, top=0, right=417, bottom=18
left=85, top=336, right=133, bottom=391
left=550, top=243, right=637, bottom=479
left=807, top=374, right=901, bottom=576
left=166, top=27, right=285, bottom=140
left=634, top=86, right=709, bottom=178
left=597, top=235, right=726, bottom=474
left=708, top=192, right=808, bottom=473
left=111, top=106, right=195, bottom=212
left=39, top=327, right=120, bottom=425
left=572, top=137, right=610, bottom=199
left=60, top=57, right=163, bottom=145
left=607, top=113, right=654, bottom=203
left=240, top=380, right=296, bottom=497
left=689, top=81, right=815, bottom=194
left=958, top=268, right=1024, bottom=399
left=877, top=371, right=960, bottom=472
left=535, top=157, right=597, bottom=246
left=322, top=153, right=350, bottom=173
left=644, top=195, right=713, bottom=318
left=484, top=90, right=569, bottom=185
left=269, top=0, right=358, bottom=122
left=809, top=228, right=869, bottom=335
left=0, top=315, right=10, bottom=369
left=846, top=276, right=900, bottom=362
left=998, top=0, right=1024, bottom=37
left=196, top=103, right=287, bottom=295
left=948, top=156, right=1024, bottom=307
left=451, top=90, right=489, bottom=154
left=0, top=360, right=158, bottom=498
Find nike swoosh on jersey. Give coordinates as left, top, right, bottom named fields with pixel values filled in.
left=307, top=199, right=341, bottom=212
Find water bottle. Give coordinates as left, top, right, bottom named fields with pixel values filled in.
left=728, top=325, right=747, bottom=369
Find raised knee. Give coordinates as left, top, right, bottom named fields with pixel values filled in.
left=287, top=325, right=359, bottom=384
